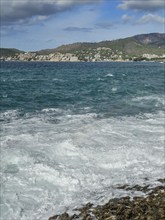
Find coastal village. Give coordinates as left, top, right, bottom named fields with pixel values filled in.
left=1, top=33, right=165, bottom=62
left=1, top=48, right=165, bottom=62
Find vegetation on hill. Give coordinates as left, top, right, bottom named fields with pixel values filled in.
left=0, top=48, right=24, bottom=57
left=1, top=33, right=164, bottom=62
left=36, top=33, right=165, bottom=59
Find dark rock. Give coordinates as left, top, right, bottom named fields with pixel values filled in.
left=48, top=215, right=59, bottom=220
left=158, top=178, right=165, bottom=183
left=49, top=184, right=165, bottom=220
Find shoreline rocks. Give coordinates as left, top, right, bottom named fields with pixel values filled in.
left=48, top=182, right=165, bottom=220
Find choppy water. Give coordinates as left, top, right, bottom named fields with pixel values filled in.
left=0, top=61, right=164, bottom=220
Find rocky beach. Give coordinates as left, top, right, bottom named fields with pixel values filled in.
left=49, top=180, right=165, bottom=220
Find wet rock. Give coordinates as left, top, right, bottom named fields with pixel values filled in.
left=116, top=184, right=150, bottom=193
left=158, top=178, right=165, bottom=183
left=49, top=184, right=165, bottom=220
left=49, top=214, right=59, bottom=220
left=49, top=212, right=70, bottom=220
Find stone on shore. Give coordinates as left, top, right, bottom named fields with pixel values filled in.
left=48, top=184, right=165, bottom=220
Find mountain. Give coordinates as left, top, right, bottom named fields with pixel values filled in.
left=36, top=33, right=165, bottom=58
left=1, top=33, right=165, bottom=62
left=0, top=48, right=24, bottom=57
left=133, top=33, right=165, bottom=48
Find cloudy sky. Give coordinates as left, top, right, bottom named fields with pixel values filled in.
left=1, top=0, right=164, bottom=51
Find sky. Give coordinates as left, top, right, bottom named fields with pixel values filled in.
left=1, top=0, right=165, bottom=51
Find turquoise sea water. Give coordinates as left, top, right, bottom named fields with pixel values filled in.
left=0, top=62, right=164, bottom=219
left=1, top=62, right=164, bottom=116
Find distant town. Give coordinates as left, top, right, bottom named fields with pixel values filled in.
left=1, top=33, right=165, bottom=62
left=1, top=50, right=165, bottom=62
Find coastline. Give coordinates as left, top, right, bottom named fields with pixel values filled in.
left=1, top=59, right=165, bottom=63
left=49, top=180, right=165, bottom=220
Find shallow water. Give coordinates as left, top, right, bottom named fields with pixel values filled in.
left=0, top=62, right=164, bottom=220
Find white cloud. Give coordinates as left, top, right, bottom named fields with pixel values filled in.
left=136, top=14, right=165, bottom=24
left=118, top=0, right=164, bottom=11
left=1, top=0, right=101, bottom=25
left=122, top=14, right=133, bottom=23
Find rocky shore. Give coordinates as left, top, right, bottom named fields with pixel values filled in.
left=49, top=180, right=165, bottom=220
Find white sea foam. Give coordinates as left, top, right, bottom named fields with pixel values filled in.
left=132, top=95, right=165, bottom=104
left=2, top=94, right=8, bottom=98
left=0, top=110, right=164, bottom=220
left=111, top=87, right=117, bottom=92
left=97, top=73, right=114, bottom=81
left=97, top=77, right=104, bottom=81
left=52, top=78, right=66, bottom=82
left=131, top=95, right=165, bottom=109
left=105, top=73, right=114, bottom=77
left=0, top=109, right=20, bottom=121
left=42, top=108, right=65, bottom=113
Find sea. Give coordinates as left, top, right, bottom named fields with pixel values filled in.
left=0, top=61, right=164, bottom=220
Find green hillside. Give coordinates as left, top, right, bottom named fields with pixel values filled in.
left=36, top=33, right=165, bottom=59
left=0, top=48, right=24, bottom=57
left=1, top=33, right=164, bottom=61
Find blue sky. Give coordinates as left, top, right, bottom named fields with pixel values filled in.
left=1, top=0, right=164, bottom=51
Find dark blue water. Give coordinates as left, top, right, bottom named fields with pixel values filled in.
left=1, top=61, right=164, bottom=117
